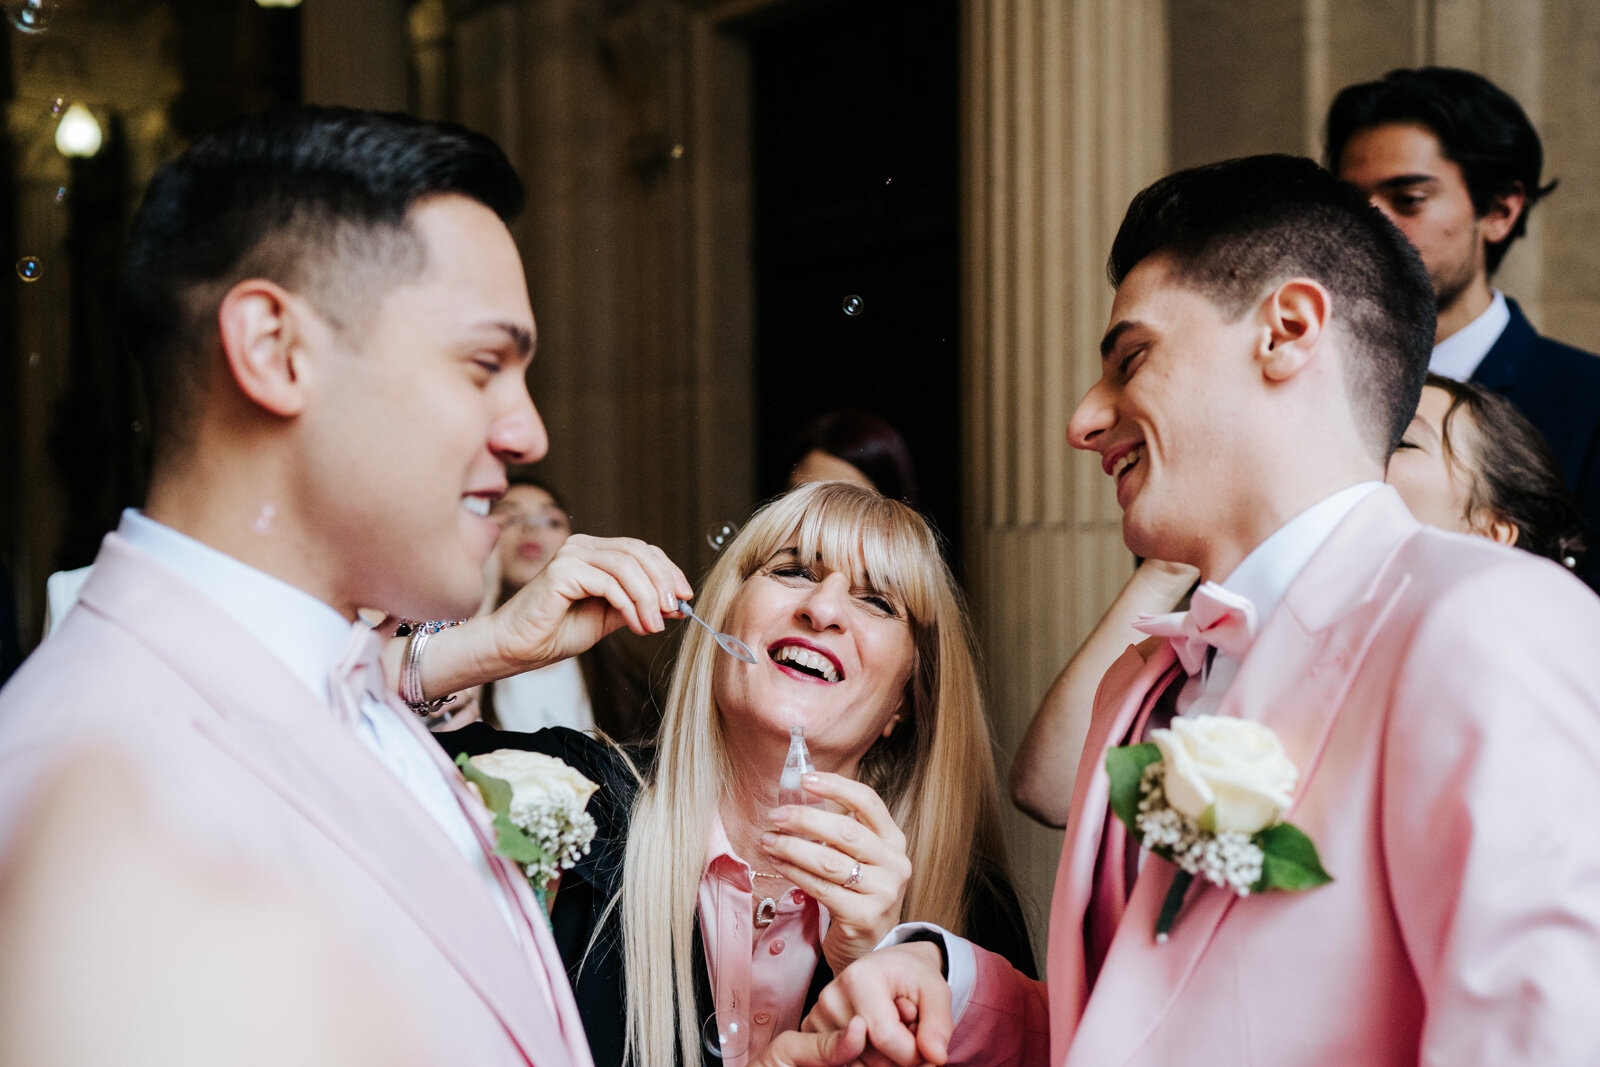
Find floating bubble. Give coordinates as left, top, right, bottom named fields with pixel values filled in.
left=670, top=143, right=685, bottom=159
left=701, top=1011, right=750, bottom=1061
left=49, top=96, right=64, bottom=115
left=251, top=503, right=277, bottom=535
left=16, top=256, right=42, bottom=282
left=52, top=185, right=67, bottom=204
left=884, top=176, right=894, bottom=186
left=9, top=0, right=53, bottom=33
left=27, top=351, right=39, bottom=368
left=841, top=294, right=864, bottom=316
left=706, top=521, right=738, bottom=551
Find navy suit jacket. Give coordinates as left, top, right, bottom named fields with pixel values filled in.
left=1472, top=299, right=1600, bottom=593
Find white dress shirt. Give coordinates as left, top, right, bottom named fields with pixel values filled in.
left=884, top=481, right=1386, bottom=1018
left=117, top=509, right=520, bottom=935
left=1430, top=289, right=1510, bottom=382
left=1177, top=481, right=1383, bottom=717
left=493, top=656, right=596, bottom=733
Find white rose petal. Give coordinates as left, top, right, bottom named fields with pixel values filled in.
left=469, top=749, right=599, bottom=810
left=1148, top=716, right=1298, bottom=835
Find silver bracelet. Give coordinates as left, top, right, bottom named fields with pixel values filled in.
left=400, top=622, right=459, bottom=717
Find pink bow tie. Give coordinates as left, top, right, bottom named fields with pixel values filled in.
left=329, top=622, right=386, bottom=728
left=1133, top=581, right=1259, bottom=676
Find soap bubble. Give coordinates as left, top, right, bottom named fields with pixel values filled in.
left=16, top=256, right=42, bottom=282
left=49, top=96, right=64, bottom=115
left=9, top=0, right=53, bottom=33
left=251, top=503, right=277, bottom=535
left=707, top=522, right=739, bottom=551
left=53, top=185, right=67, bottom=205
left=670, top=143, right=685, bottom=159
left=701, top=1011, right=750, bottom=1060
left=841, top=294, right=864, bottom=316
left=27, top=351, right=39, bottom=368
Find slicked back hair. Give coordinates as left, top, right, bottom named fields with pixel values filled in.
left=1325, top=66, right=1555, bottom=276
left=121, top=106, right=524, bottom=465
left=1108, top=154, right=1435, bottom=460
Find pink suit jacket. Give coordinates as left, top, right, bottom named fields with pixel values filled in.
left=0, top=535, right=592, bottom=1067
left=951, top=487, right=1600, bottom=1066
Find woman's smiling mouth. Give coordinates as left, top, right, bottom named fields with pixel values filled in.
left=769, top=640, right=842, bottom=683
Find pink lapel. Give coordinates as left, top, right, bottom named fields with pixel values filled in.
left=1046, top=641, right=1181, bottom=1061
left=80, top=536, right=580, bottom=1067
left=387, top=694, right=595, bottom=1067
left=1063, top=489, right=1419, bottom=1066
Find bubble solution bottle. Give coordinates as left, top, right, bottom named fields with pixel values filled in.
left=778, top=725, right=824, bottom=809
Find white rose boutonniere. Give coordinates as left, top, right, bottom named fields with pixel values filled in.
left=1107, top=715, right=1331, bottom=941
left=456, top=750, right=598, bottom=912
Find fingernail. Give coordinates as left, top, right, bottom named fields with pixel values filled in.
left=801, top=773, right=819, bottom=786
left=760, top=832, right=776, bottom=847
left=769, top=807, right=790, bottom=823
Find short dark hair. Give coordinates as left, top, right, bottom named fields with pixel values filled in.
left=503, top=466, right=567, bottom=515
left=1423, top=373, right=1586, bottom=568
left=785, top=410, right=919, bottom=504
left=1108, top=154, right=1436, bottom=459
left=1325, top=66, right=1556, bottom=275
left=121, top=106, right=524, bottom=463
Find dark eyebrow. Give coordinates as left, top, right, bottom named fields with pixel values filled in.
left=502, top=323, right=535, bottom=358
left=1374, top=174, right=1440, bottom=191
left=1100, top=320, right=1143, bottom=360
left=476, top=321, right=534, bottom=358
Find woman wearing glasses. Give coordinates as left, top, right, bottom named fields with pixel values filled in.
left=477, top=473, right=661, bottom=740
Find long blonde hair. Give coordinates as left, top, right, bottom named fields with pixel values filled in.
left=618, top=481, right=1010, bottom=1067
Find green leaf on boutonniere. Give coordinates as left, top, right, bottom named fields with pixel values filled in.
left=456, top=754, right=552, bottom=868
left=1252, top=823, right=1333, bottom=892
left=457, top=752, right=512, bottom=813
left=491, top=812, right=549, bottom=865
left=1106, top=743, right=1162, bottom=834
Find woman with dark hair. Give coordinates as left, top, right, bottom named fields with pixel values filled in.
left=785, top=411, right=919, bottom=504
left=457, top=471, right=661, bottom=741
left=1387, top=373, right=1586, bottom=570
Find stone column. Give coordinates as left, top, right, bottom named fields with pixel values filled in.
left=960, top=0, right=1168, bottom=940
left=1166, top=0, right=1600, bottom=345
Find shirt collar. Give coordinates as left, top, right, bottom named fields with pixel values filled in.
left=1430, top=289, right=1510, bottom=382
left=117, top=508, right=359, bottom=704
left=705, top=809, right=754, bottom=886
left=1217, top=482, right=1383, bottom=630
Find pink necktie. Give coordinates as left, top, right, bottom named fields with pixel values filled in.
left=1132, top=580, right=1259, bottom=675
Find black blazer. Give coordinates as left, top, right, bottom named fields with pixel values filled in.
left=476, top=632, right=664, bottom=743
left=446, top=724, right=1037, bottom=1067
left=1473, top=299, right=1600, bottom=593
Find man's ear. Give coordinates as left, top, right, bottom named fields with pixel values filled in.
left=216, top=279, right=314, bottom=418
left=1256, top=278, right=1331, bottom=383
left=1477, top=182, right=1527, bottom=245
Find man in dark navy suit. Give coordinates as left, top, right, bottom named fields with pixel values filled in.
left=1328, top=66, right=1600, bottom=592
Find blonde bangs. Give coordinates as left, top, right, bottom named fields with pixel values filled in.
left=733, top=482, right=945, bottom=628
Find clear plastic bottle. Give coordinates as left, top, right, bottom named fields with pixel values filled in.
left=778, top=725, right=824, bottom=809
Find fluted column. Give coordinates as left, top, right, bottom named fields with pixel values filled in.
left=1166, top=0, right=1600, bottom=348
left=961, top=0, right=1168, bottom=938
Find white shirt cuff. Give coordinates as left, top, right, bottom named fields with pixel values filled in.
left=874, top=922, right=977, bottom=1024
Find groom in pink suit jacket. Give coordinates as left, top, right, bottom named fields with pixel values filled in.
left=804, top=156, right=1600, bottom=1065
left=0, top=108, right=706, bottom=1066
